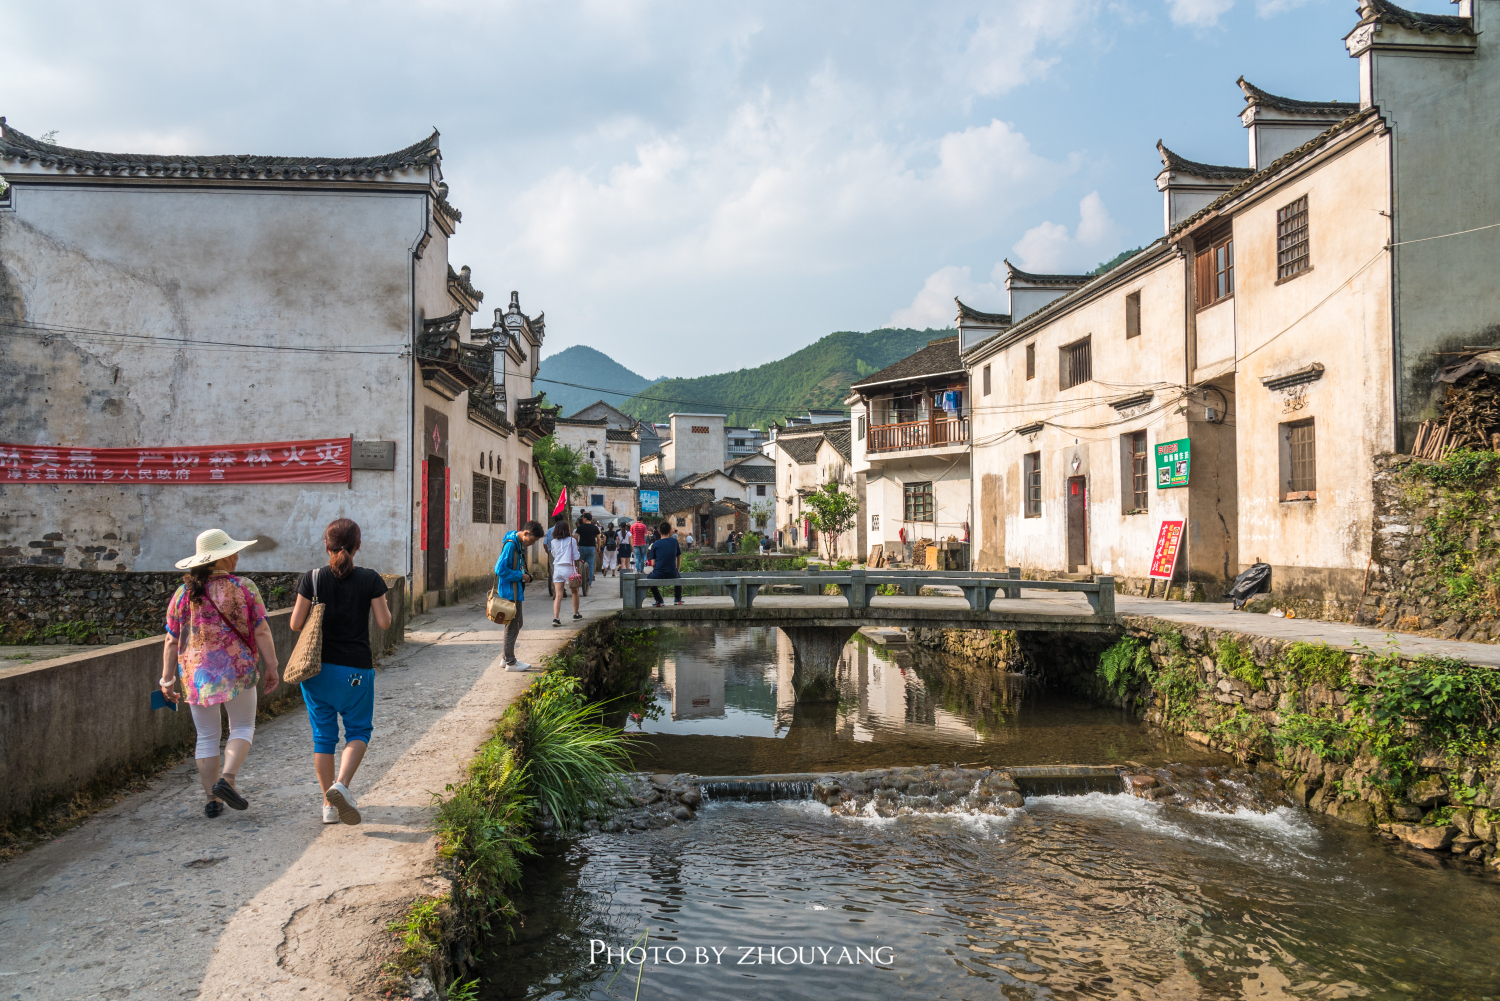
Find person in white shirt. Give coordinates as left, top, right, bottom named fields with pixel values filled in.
left=685, top=532, right=695, bottom=548
left=548, top=517, right=582, bottom=626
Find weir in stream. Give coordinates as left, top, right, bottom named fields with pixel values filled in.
left=479, top=626, right=1500, bottom=999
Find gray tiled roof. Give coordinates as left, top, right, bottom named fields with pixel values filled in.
left=733, top=464, right=776, bottom=483
left=1236, top=78, right=1357, bottom=116
left=0, top=119, right=442, bottom=181
left=822, top=426, right=852, bottom=462
left=605, top=428, right=638, bottom=442
left=658, top=486, right=716, bottom=516
left=779, top=436, right=823, bottom=464
left=1003, top=261, right=1096, bottom=287
left=849, top=338, right=963, bottom=391
left=955, top=299, right=1011, bottom=325
left=1358, top=0, right=1474, bottom=34
left=1155, top=141, right=1255, bottom=181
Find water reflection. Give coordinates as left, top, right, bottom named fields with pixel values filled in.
left=630, top=626, right=1220, bottom=775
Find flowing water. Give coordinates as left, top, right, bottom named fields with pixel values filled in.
left=479, top=627, right=1500, bottom=1000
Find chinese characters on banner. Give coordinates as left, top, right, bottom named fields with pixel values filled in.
left=1155, top=437, right=1191, bottom=488
left=1149, top=520, right=1185, bottom=580
left=0, top=438, right=352, bottom=485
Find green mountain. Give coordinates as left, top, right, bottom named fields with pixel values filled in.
left=620, top=327, right=955, bottom=428
left=535, top=345, right=658, bottom=416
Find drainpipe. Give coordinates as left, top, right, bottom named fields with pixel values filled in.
left=967, top=374, right=976, bottom=571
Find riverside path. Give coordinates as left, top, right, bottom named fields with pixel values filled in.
left=0, top=585, right=619, bottom=1001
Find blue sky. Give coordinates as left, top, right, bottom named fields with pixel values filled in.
left=0, top=0, right=1450, bottom=377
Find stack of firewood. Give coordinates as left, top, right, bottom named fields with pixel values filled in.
left=1412, top=372, right=1500, bottom=459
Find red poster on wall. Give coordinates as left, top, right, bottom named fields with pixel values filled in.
left=0, top=438, right=351, bottom=485
left=1149, top=520, right=1185, bottom=580
left=444, top=467, right=451, bottom=550
left=420, top=460, right=429, bottom=552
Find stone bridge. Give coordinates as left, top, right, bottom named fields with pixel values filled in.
left=617, top=568, right=1118, bottom=701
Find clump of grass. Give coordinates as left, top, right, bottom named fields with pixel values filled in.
left=514, top=673, right=634, bottom=833
left=1215, top=637, right=1264, bottom=691
left=1281, top=641, right=1350, bottom=689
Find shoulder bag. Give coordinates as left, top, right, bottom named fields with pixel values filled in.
left=283, top=568, right=326, bottom=686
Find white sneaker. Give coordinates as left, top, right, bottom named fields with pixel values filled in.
left=506, top=661, right=532, bottom=672
left=325, top=782, right=361, bottom=825
left=322, top=802, right=339, bottom=824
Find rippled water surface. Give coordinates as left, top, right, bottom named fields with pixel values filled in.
left=479, top=627, right=1500, bottom=999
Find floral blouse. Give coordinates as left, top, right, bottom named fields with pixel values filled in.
left=165, top=574, right=267, bottom=706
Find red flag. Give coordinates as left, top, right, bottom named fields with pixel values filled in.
left=552, top=486, right=567, bottom=518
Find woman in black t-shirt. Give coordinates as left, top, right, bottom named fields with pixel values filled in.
left=290, top=518, right=392, bottom=826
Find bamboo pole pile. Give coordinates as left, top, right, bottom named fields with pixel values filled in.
left=1411, top=372, right=1500, bottom=459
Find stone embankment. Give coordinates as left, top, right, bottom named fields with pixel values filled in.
left=1032, top=614, right=1500, bottom=873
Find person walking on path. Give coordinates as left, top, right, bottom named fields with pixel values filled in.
left=601, top=522, right=620, bottom=577
left=289, top=519, right=392, bottom=826
left=160, top=529, right=280, bottom=819
left=617, top=521, right=633, bottom=576
left=495, top=520, right=544, bottom=670
left=576, top=512, right=600, bottom=587
left=549, top=516, right=583, bottom=625
left=629, top=516, right=651, bottom=574
left=647, top=520, right=684, bottom=607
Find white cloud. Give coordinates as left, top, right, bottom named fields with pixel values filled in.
left=956, top=1, right=1101, bottom=97
left=1167, top=0, right=1235, bottom=28
left=1011, top=191, right=1120, bottom=273
left=1255, top=0, right=1311, bottom=14
left=889, top=266, right=1006, bottom=329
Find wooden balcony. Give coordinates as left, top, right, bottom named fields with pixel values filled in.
left=866, top=416, right=969, bottom=453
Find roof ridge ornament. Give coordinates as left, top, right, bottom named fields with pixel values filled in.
left=1235, top=77, right=1359, bottom=115
left=1156, top=140, right=1255, bottom=181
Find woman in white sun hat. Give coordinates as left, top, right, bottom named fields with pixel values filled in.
left=160, top=529, right=280, bottom=819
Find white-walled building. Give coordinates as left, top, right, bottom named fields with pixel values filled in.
left=0, top=120, right=553, bottom=608
left=768, top=421, right=854, bottom=555
left=847, top=336, right=971, bottom=564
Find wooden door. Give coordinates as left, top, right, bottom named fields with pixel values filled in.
left=426, top=457, right=447, bottom=592
left=1066, top=476, right=1087, bottom=571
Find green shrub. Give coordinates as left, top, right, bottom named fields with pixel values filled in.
left=1272, top=711, right=1355, bottom=761
left=514, top=673, right=635, bottom=833
left=1282, top=641, right=1350, bottom=689
left=1215, top=637, right=1264, bottom=691
left=1097, top=636, right=1152, bottom=698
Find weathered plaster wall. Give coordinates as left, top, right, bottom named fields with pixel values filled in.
left=864, top=455, right=970, bottom=553
left=1232, top=132, right=1393, bottom=582
left=0, top=183, right=423, bottom=573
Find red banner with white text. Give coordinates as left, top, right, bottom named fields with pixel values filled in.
left=0, top=438, right=352, bottom=485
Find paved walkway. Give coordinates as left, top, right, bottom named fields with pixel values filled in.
left=0, top=583, right=619, bottom=1001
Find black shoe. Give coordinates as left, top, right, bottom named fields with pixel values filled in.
left=552, top=618, right=561, bottom=627
left=212, top=778, right=248, bottom=811
left=573, top=613, right=583, bottom=620
left=204, top=800, right=223, bottom=818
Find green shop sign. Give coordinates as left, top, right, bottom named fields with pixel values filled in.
left=1155, top=438, right=1191, bottom=488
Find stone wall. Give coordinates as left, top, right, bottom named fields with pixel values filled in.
left=1048, top=614, right=1500, bottom=870
left=910, top=627, right=1020, bottom=669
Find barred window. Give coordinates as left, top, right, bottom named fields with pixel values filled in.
left=1277, top=195, right=1310, bottom=281
left=1128, top=430, right=1149, bottom=512
left=903, top=481, right=934, bottom=522
left=1286, top=420, right=1316, bottom=496
left=1023, top=452, right=1042, bottom=518
left=494, top=480, right=507, bottom=523
left=1060, top=337, right=1092, bottom=390
left=472, top=472, right=490, bottom=523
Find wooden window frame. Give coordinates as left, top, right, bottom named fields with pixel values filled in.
left=1125, top=291, right=1141, bottom=339
left=1025, top=343, right=1036, bottom=381
left=1276, top=195, right=1311, bottom=282
left=1059, top=336, right=1092, bottom=391
left=1284, top=419, right=1317, bottom=499
left=903, top=480, right=934, bottom=523
left=494, top=480, right=507, bottom=523
left=1129, top=430, right=1149, bottom=512
left=1194, top=225, right=1234, bottom=310
left=1023, top=452, right=1042, bottom=518
left=472, top=472, right=490, bottom=524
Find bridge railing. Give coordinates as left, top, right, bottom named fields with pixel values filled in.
left=620, top=567, right=1115, bottom=617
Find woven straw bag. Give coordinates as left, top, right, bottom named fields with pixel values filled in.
left=283, top=568, right=325, bottom=686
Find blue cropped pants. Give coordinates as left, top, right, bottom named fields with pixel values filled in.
left=301, top=662, right=375, bottom=754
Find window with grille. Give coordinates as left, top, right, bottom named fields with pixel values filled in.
left=1194, top=226, right=1234, bottom=308
left=871, top=513, right=880, bottom=530
left=1276, top=195, right=1310, bottom=281
left=591, top=493, right=605, bottom=507
left=1285, top=420, right=1316, bottom=496
left=1125, top=431, right=1148, bottom=512
left=494, top=480, right=507, bottom=523
left=1060, top=337, right=1092, bottom=390
left=1025, top=343, right=1036, bottom=380
left=983, top=364, right=992, bottom=396
left=903, top=481, right=934, bottom=522
left=1125, top=292, right=1141, bottom=339
left=1023, top=452, right=1042, bottom=518
left=472, top=472, right=490, bottom=523
left=756, top=484, right=767, bottom=496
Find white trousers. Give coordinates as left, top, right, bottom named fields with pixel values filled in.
left=189, top=685, right=257, bottom=760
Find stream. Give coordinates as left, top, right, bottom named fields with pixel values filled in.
left=479, top=627, right=1500, bottom=1000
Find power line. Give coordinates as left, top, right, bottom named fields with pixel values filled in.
left=2, top=320, right=409, bottom=356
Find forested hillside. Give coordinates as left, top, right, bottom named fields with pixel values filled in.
left=535, top=345, right=657, bottom=416
left=619, top=327, right=954, bottom=427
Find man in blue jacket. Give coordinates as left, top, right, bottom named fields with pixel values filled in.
left=495, top=520, right=544, bottom=671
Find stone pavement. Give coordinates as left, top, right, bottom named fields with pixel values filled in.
left=0, top=581, right=619, bottom=1001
